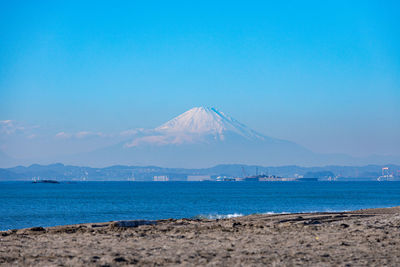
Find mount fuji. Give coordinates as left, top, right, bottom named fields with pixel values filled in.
left=4, top=107, right=398, bottom=168
left=125, top=107, right=266, bottom=147
left=69, top=107, right=323, bottom=168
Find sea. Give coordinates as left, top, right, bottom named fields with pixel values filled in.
left=1, top=181, right=400, bottom=231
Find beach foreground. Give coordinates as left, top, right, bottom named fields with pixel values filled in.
left=1, top=207, right=400, bottom=266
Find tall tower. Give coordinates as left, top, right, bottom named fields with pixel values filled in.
left=382, top=167, right=389, bottom=176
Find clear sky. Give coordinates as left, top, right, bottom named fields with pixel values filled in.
left=0, top=0, right=399, bottom=160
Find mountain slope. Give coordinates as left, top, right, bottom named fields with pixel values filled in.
left=82, top=107, right=316, bottom=167
left=125, top=107, right=281, bottom=147
left=156, top=107, right=265, bottom=140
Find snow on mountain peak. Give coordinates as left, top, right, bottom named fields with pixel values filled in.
left=156, top=107, right=264, bottom=140
left=125, top=107, right=265, bottom=147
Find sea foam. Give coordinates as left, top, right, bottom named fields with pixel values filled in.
left=193, top=213, right=244, bottom=220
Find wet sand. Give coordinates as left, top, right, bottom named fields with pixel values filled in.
left=1, top=207, right=400, bottom=266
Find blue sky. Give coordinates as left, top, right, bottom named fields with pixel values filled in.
left=0, top=0, right=399, bottom=160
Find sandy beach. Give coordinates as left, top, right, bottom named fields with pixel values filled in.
left=1, top=206, right=400, bottom=266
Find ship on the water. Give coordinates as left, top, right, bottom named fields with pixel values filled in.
left=32, top=178, right=60, bottom=184
left=377, top=174, right=400, bottom=181
left=377, top=167, right=400, bottom=181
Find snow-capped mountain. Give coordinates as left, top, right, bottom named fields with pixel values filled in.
left=125, top=107, right=267, bottom=147
left=156, top=107, right=264, bottom=140
left=103, top=107, right=317, bottom=167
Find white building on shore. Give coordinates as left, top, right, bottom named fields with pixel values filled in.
left=153, top=175, right=169, bottom=181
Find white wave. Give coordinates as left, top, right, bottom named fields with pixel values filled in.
left=263, top=210, right=351, bottom=214
left=194, top=213, right=244, bottom=220
left=194, top=209, right=351, bottom=220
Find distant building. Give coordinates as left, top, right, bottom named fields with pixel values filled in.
left=187, top=175, right=211, bottom=181
left=216, top=176, right=236, bottom=181
left=153, top=175, right=169, bottom=182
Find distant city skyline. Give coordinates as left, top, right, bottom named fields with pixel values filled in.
left=1, top=1, right=399, bottom=166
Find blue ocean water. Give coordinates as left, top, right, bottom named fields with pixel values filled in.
left=1, top=181, right=400, bottom=230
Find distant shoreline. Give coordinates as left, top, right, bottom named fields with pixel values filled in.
left=1, top=163, right=399, bottom=182
left=2, top=178, right=400, bottom=182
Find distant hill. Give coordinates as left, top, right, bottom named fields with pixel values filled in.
left=1, top=163, right=399, bottom=181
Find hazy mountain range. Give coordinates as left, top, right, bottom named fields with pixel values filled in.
left=1, top=107, right=399, bottom=168
left=1, top=163, right=399, bottom=181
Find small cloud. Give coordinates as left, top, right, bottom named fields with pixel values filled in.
left=0, top=120, right=25, bottom=135
left=76, top=131, right=108, bottom=138
left=55, top=132, right=72, bottom=139
left=55, top=131, right=109, bottom=139
left=76, top=131, right=92, bottom=138
left=124, top=133, right=197, bottom=147
left=125, top=135, right=169, bottom=147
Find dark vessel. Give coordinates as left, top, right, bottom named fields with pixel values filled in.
left=32, top=180, right=60, bottom=184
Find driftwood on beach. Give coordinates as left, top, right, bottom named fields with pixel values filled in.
left=1, top=207, right=400, bottom=266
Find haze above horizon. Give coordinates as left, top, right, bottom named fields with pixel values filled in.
left=0, top=1, right=399, bottom=166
